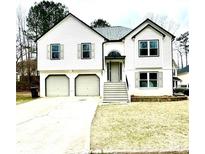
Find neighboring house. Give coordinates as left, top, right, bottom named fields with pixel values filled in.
left=177, top=65, right=189, bottom=88
left=36, top=13, right=175, bottom=102
left=172, top=59, right=181, bottom=89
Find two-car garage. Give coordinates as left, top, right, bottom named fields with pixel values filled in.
left=45, top=74, right=99, bottom=97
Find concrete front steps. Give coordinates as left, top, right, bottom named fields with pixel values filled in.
left=103, top=82, right=129, bottom=103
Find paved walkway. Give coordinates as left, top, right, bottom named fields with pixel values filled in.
left=16, top=97, right=99, bottom=154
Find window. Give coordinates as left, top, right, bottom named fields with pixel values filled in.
left=139, top=40, right=159, bottom=56
left=51, top=44, right=60, bottom=59
left=139, top=72, right=158, bottom=88
left=140, top=73, right=148, bottom=87
left=150, top=40, right=158, bottom=56
left=139, top=41, right=148, bottom=56
left=81, top=43, right=91, bottom=59
left=149, top=73, right=158, bottom=87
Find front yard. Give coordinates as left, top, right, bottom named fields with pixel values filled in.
left=16, top=92, right=33, bottom=105
left=91, top=101, right=188, bottom=152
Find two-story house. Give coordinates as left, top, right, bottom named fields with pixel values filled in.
left=37, top=13, right=175, bottom=102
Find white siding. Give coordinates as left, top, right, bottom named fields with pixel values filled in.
left=37, top=15, right=105, bottom=71
left=127, top=69, right=172, bottom=96
left=104, top=42, right=124, bottom=56
left=123, top=22, right=173, bottom=96
left=103, top=42, right=126, bottom=83
left=133, top=27, right=163, bottom=68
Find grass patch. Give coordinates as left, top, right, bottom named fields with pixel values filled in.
left=91, top=101, right=188, bottom=151
left=16, top=92, right=34, bottom=105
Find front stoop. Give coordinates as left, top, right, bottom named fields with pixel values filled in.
left=103, top=82, right=129, bottom=103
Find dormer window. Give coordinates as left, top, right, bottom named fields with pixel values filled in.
left=139, top=40, right=159, bottom=57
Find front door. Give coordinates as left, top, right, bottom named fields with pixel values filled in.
left=111, top=62, right=120, bottom=82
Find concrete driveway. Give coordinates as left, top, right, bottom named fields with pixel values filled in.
left=16, top=97, right=99, bottom=154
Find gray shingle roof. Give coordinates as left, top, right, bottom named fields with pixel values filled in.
left=93, top=26, right=132, bottom=40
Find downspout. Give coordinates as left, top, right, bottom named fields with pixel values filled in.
left=36, top=41, right=38, bottom=76
left=101, top=40, right=107, bottom=99
left=102, top=40, right=107, bottom=70
left=171, top=38, right=174, bottom=96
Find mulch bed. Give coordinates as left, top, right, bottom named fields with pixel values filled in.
left=90, top=149, right=189, bottom=154
left=131, top=95, right=188, bottom=102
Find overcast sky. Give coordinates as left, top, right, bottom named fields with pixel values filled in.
left=17, top=0, right=188, bottom=36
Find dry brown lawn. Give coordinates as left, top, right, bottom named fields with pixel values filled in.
left=91, top=101, right=189, bottom=152
left=16, top=92, right=33, bottom=105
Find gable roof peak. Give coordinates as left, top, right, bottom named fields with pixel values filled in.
left=120, top=17, right=175, bottom=40
left=36, top=12, right=108, bottom=42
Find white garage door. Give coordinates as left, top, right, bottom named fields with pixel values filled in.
left=76, top=75, right=99, bottom=96
left=46, top=75, right=69, bottom=96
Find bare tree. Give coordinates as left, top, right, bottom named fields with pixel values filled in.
left=16, top=6, right=37, bottom=87
left=144, top=13, right=185, bottom=68
left=16, top=6, right=26, bottom=76
left=173, top=41, right=184, bottom=68
left=176, top=31, right=189, bottom=66
left=144, top=13, right=180, bottom=34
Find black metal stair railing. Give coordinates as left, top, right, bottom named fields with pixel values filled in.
left=126, top=75, right=129, bottom=90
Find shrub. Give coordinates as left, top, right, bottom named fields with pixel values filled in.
left=16, top=76, right=39, bottom=91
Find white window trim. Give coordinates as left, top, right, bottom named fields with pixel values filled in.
left=81, top=43, right=91, bottom=59
left=50, top=44, right=61, bottom=60
left=139, top=40, right=159, bottom=57
left=139, top=72, right=158, bottom=88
